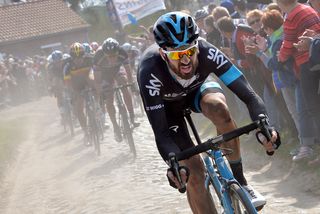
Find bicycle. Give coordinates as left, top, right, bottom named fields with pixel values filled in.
left=83, top=87, right=104, bottom=156
left=61, top=88, right=74, bottom=137
left=102, top=83, right=137, bottom=157
left=169, top=109, right=280, bottom=214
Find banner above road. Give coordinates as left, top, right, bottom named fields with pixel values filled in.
left=112, top=0, right=166, bottom=26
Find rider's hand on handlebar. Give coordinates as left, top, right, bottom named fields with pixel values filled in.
left=256, top=130, right=279, bottom=155
left=256, top=115, right=281, bottom=156
left=167, top=152, right=189, bottom=193
left=256, top=127, right=281, bottom=156
left=167, top=166, right=189, bottom=191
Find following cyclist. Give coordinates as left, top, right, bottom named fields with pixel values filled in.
left=93, top=37, right=139, bottom=142
left=64, top=42, right=94, bottom=145
left=47, top=50, right=65, bottom=117
left=90, top=42, right=100, bottom=54
left=137, top=12, right=281, bottom=213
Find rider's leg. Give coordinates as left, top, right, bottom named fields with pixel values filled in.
left=200, top=92, right=247, bottom=185
left=55, top=80, right=64, bottom=118
left=181, top=155, right=218, bottom=214
left=166, top=109, right=217, bottom=214
left=200, top=91, right=266, bottom=208
left=73, top=92, right=87, bottom=135
left=116, top=73, right=137, bottom=125
left=105, top=92, right=122, bottom=142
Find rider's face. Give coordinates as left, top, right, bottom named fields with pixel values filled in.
left=160, top=41, right=199, bottom=80
left=106, top=53, right=118, bottom=64
left=73, top=56, right=83, bottom=64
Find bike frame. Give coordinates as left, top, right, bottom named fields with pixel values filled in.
left=184, top=109, right=257, bottom=214
left=112, top=84, right=136, bottom=156
left=83, top=88, right=102, bottom=155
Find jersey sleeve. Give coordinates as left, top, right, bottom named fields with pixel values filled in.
left=118, top=48, right=130, bottom=66
left=93, top=50, right=104, bottom=67
left=200, top=39, right=267, bottom=121
left=63, top=63, right=71, bottom=81
left=137, top=57, right=181, bottom=161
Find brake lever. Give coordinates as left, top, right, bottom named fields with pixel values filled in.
left=257, top=114, right=274, bottom=156
left=168, top=153, right=186, bottom=193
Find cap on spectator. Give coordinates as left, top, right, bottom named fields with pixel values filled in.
left=194, top=9, right=209, bottom=21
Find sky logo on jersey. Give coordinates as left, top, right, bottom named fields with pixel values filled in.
left=146, top=73, right=163, bottom=96
left=207, top=48, right=228, bottom=69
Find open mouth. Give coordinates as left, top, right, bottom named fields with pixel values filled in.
left=180, top=64, right=192, bottom=75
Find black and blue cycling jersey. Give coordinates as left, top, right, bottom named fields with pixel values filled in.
left=137, top=39, right=267, bottom=161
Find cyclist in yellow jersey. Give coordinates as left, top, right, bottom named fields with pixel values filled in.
left=64, top=42, right=94, bottom=145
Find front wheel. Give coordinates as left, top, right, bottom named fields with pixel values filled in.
left=229, top=183, right=257, bottom=214
left=119, top=107, right=136, bottom=157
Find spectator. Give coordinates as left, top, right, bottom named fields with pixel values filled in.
left=207, top=2, right=217, bottom=14
left=247, top=9, right=318, bottom=161
left=231, top=0, right=248, bottom=25
left=277, top=0, right=320, bottom=138
left=212, top=6, right=231, bottom=47
left=194, top=9, right=209, bottom=38
left=246, top=9, right=266, bottom=37
left=265, top=2, right=282, bottom=13
left=217, top=16, right=267, bottom=122
left=308, top=0, right=320, bottom=14
left=294, top=29, right=320, bottom=69
left=204, top=15, right=223, bottom=47
left=220, top=0, right=235, bottom=14
left=217, top=16, right=264, bottom=95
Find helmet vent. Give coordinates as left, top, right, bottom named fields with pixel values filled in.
left=171, top=14, right=177, bottom=23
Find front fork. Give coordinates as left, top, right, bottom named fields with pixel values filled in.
left=203, top=150, right=237, bottom=214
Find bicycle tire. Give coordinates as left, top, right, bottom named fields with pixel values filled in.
left=85, top=93, right=101, bottom=156
left=91, top=106, right=102, bottom=156
left=61, top=104, right=74, bottom=136
left=92, top=127, right=101, bottom=156
left=65, top=106, right=74, bottom=136
left=228, top=183, right=257, bottom=214
left=208, top=178, right=223, bottom=213
left=119, top=107, right=136, bottom=157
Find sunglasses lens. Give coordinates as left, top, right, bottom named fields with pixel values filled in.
left=167, top=52, right=180, bottom=60
left=166, top=47, right=197, bottom=60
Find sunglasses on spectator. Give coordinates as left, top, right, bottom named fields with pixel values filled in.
left=162, top=42, right=198, bottom=60
left=248, top=19, right=260, bottom=26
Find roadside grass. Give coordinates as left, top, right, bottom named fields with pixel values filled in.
left=0, top=117, right=28, bottom=178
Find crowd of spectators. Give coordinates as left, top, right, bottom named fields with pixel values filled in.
left=0, top=54, right=49, bottom=107
left=186, top=0, right=320, bottom=164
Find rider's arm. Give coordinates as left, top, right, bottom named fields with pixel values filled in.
left=227, top=75, right=267, bottom=121
left=123, top=64, right=133, bottom=83
left=201, top=40, right=267, bottom=121
left=63, top=63, right=72, bottom=88
left=119, top=48, right=134, bottom=83
left=138, top=60, right=181, bottom=161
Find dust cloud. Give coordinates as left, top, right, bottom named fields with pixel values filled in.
left=0, top=97, right=319, bottom=214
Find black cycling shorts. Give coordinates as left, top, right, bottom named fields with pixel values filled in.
left=165, top=81, right=223, bottom=151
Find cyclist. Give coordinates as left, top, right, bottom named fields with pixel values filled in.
left=90, top=42, right=99, bottom=53
left=64, top=42, right=94, bottom=145
left=121, top=42, right=140, bottom=73
left=47, top=50, right=65, bottom=119
left=83, top=43, right=93, bottom=56
left=93, top=37, right=138, bottom=142
left=138, top=12, right=281, bottom=213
